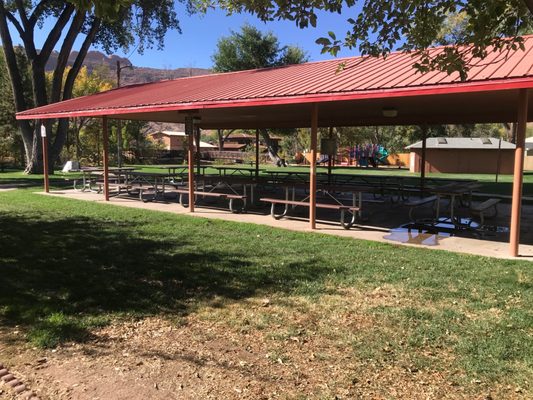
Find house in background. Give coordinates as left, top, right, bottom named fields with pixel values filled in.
left=216, top=132, right=283, bottom=151
left=406, top=137, right=515, bottom=174
left=149, top=131, right=215, bottom=150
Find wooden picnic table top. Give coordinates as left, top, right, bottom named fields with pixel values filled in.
left=80, top=166, right=135, bottom=172
left=212, top=165, right=260, bottom=170
left=271, top=180, right=376, bottom=193
left=153, top=165, right=210, bottom=174
left=429, top=182, right=482, bottom=195
left=200, top=175, right=257, bottom=184
left=125, top=171, right=171, bottom=177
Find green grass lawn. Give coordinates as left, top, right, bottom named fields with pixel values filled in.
left=0, top=188, right=531, bottom=396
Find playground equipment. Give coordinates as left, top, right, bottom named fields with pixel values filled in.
left=346, top=144, right=390, bottom=167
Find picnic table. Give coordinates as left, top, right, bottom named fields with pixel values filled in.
left=430, top=181, right=482, bottom=225
left=260, top=181, right=378, bottom=229
left=154, top=164, right=210, bottom=177
left=73, top=166, right=135, bottom=192
left=120, top=171, right=171, bottom=202
left=199, top=175, right=255, bottom=208
left=211, top=165, right=262, bottom=177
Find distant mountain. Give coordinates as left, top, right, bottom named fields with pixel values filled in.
left=45, top=50, right=211, bottom=85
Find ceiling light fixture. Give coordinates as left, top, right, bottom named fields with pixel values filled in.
left=382, top=107, right=398, bottom=118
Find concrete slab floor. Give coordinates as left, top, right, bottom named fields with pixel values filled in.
left=38, top=189, right=533, bottom=261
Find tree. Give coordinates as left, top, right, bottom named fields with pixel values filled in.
left=67, top=65, right=114, bottom=159
left=0, top=46, right=29, bottom=168
left=0, top=0, right=181, bottom=173
left=212, top=23, right=306, bottom=72
left=211, top=24, right=307, bottom=162
left=201, top=0, right=533, bottom=80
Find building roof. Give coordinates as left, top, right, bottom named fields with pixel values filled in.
left=214, top=142, right=248, bottom=150
left=406, top=137, right=515, bottom=150
left=16, top=36, right=533, bottom=128
left=226, top=133, right=254, bottom=140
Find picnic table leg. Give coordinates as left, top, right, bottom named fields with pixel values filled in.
left=450, top=195, right=456, bottom=224
left=102, top=116, right=110, bottom=201
left=357, top=192, right=363, bottom=219
left=435, top=194, right=441, bottom=223
left=340, top=209, right=356, bottom=230
left=186, top=116, right=195, bottom=212
left=282, top=187, right=292, bottom=215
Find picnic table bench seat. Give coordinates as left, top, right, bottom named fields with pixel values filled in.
left=260, top=197, right=360, bottom=229
left=470, top=198, right=500, bottom=226
left=95, top=180, right=131, bottom=192
left=172, top=188, right=247, bottom=213
left=404, top=195, right=438, bottom=221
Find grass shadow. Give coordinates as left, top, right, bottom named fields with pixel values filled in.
left=0, top=212, right=330, bottom=347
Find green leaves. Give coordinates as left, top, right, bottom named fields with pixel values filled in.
left=203, top=0, right=533, bottom=79
left=211, top=23, right=307, bottom=72
left=68, top=0, right=133, bottom=21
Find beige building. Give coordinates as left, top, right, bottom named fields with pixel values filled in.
left=407, top=137, right=515, bottom=174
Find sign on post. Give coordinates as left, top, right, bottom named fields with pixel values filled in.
left=40, top=125, right=47, bottom=137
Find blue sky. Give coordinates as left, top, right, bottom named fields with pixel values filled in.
left=22, top=4, right=362, bottom=69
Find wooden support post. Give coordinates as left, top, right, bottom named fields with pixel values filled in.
left=102, top=117, right=110, bottom=201
left=420, top=125, right=428, bottom=197
left=194, top=124, right=201, bottom=176
left=510, top=89, right=528, bottom=257
left=310, top=104, right=318, bottom=229
left=255, top=128, right=260, bottom=178
left=40, top=123, right=50, bottom=193
left=186, top=116, right=195, bottom=212
left=328, top=126, right=333, bottom=184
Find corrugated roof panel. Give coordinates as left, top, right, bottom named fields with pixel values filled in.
left=323, top=56, right=385, bottom=92
left=368, top=53, right=430, bottom=89
left=500, top=43, right=533, bottom=77
left=17, top=35, right=533, bottom=119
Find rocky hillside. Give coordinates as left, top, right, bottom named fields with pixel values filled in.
left=45, top=50, right=211, bottom=85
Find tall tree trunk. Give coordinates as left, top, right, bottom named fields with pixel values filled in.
left=17, top=55, right=48, bottom=173
left=74, top=119, right=82, bottom=159
left=217, top=129, right=224, bottom=150
left=23, top=125, right=43, bottom=174
left=503, top=123, right=517, bottom=143
left=49, top=17, right=100, bottom=168
left=259, top=128, right=283, bottom=164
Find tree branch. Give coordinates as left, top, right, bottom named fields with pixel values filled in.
left=0, top=0, right=33, bottom=142
left=14, top=0, right=29, bottom=29
left=524, top=0, right=533, bottom=15
left=53, top=17, right=101, bottom=155
left=50, top=10, right=86, bottom=103
left=29, top=0, right=52, bottom=28
left=223, top=129, right=236, bottom=140
left=5, top=10, right=37, bottom=59
left=4, top=11, right=24, bottom=37
left=38, top=3, right=75, bottom=64
left=62, top=17, right=101, bottom=101
left=0, top=1, right=27, bottom=112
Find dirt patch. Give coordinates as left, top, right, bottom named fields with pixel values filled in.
left=0, top=292, right=528, bottom=399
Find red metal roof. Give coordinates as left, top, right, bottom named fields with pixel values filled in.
left=17, top=35, right=533, bottom=121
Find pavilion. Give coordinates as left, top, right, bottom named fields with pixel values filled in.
left=17, top=36, right=533, bottom=257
